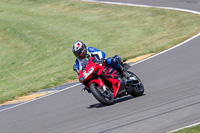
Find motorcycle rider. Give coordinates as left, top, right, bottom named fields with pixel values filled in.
left=72, top=40, right=129, bottom=79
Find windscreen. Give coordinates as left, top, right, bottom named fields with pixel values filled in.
left=80, top=58, right=88, bottom=71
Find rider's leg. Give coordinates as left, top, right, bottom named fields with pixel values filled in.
left=115, top=64, right=129, bottom=79
left=106, top=55, right=129, bottom=79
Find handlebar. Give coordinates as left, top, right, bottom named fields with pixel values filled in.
left=85, top=54, right=105, bottom=65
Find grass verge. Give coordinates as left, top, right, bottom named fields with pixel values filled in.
left=172, top=124, right=200, bottom=133
left=0, top=0, right=200, bottom=103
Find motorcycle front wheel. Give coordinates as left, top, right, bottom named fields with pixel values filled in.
left=89, top=83, right=114, bottom=105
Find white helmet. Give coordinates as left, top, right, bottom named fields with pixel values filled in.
left=72, top=41, right=87, bottom=58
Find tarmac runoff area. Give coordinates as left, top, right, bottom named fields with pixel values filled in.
left=0, top=53, right=154, bottom=111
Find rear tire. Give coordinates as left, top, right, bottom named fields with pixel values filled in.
left=127, top=71, right=144, bottom=97
left=89, top=83, right=114, bottom=105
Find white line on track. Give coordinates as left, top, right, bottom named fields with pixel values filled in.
left=81, top=0, right=200, bottom=15
left=166, top=122, right=200, bottom=133
left=132, top=33, right=200, bottom=66
left=0, top=83, right=81, bottom=113
left=1, top=2, right=200, bottom=132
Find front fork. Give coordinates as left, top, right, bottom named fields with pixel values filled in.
left=102, top=85, right=107, bottom=91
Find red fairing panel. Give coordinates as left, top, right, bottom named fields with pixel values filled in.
left=78, top=70, right=83, bottom=83
left=88, top=79, right=104, bottom=87
left=105, top=78, right=120, bottom=97
left=97, top=66, right=105, bottom=76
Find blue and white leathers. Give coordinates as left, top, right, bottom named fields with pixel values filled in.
left=75, top=47, right=105, bottom=71
left=87, top=47, right=106, bottom=60
left=75, top=47, right=121, bottom=71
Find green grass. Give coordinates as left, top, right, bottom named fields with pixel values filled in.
left=0, top=0, right=200, bottom=103
left=173, top=124, right=200, bottom=133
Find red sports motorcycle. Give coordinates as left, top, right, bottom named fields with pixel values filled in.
left=73, top=56, right=144, bottom=105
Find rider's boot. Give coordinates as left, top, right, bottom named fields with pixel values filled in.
left=117, top=65, right=129, bottom=79
left=81, top=87, right=91, bottom=93
left=110, top=55, right=129, bottom=79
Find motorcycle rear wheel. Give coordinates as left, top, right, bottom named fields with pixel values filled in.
left=89, top=83, right=114, bottom=105
left=127, top=71, right=144, bottom=97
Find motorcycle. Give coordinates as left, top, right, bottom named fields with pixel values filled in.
left=73, top=55, right=144, bottom=105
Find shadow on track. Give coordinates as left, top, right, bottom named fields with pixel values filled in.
left=87, top=96, right=135, bottom=109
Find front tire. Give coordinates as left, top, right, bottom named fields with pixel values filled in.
left=89, top=83, right=114, bottom=105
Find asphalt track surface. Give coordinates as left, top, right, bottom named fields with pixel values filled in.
left=0, top=1, right=200, bottom=133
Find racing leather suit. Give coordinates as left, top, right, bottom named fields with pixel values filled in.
left=75, top=47, right=121, bottom=71
left=75, top=47, right=105, bottom=71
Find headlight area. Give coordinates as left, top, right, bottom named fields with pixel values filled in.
left=83, top=66, right=94, bottom=79
left=88, top=66, right=94, bottom=74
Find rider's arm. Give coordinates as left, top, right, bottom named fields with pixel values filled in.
left=75, top=59, right=80, bottom=71
left=87, top=47, right=106, bottom=60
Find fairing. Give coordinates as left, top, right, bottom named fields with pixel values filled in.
left=78, top=57, right=121, bottom=97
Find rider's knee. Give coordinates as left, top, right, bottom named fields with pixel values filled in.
left=105, top=55, right=121, bottom=69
